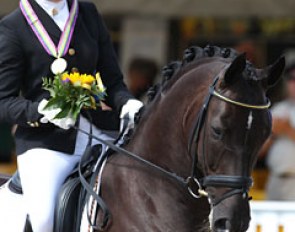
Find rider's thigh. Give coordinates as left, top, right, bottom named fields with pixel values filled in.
left=0, top=184, right=26, bottom=232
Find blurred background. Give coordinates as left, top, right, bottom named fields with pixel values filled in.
left=1, top=0, right=295, bottom=192
left=1, top=1, right=295, bottom=228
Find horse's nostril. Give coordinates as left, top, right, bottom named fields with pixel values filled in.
left=214, top=218, right=231, bottom=232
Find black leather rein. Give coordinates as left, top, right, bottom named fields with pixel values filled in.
left=74, top=75, right=270, bottom=229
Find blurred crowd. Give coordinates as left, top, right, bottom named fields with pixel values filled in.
left=259, top=61, right=295, bottom=201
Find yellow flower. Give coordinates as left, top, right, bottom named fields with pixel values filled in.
left=96, top=72, right=105, bottom=92
left=61, top=73, right=70, bottom=82
left=69, top=72, right=81, bottom=85
left=61, top=73, right=95, bottom=88
left=81, top=83, right=91, bottom=90
left=43, top=71, right=106, bottom=121
left=81, top=74, right=95, bottom=85
left=61, top=72, right=105, bottom=92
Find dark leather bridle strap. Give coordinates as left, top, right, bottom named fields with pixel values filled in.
left=210, top=189, right=247, bottom=206
left=78, top=146, right=111, bottom=230
left=188, top=76, right=219, bottom=178
left=186, top=74, right=261, bottom=204
left=78, top=112, right=111, bottom=230
left=74, top=125, right=189, bottom=229
left=203, top=175, right=253, bottom=206
left=74, top=73, right=270, bottom=218
left=202, top=175, right=253, bottom=189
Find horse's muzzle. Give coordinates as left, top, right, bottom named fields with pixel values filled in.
left=213, top=217, right=249, bottom=232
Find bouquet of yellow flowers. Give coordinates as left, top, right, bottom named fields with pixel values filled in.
left=41, top=72, right=106, bottom=120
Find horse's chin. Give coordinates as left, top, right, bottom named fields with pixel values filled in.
left=210, top=217, right=249, bottom=232
left=209, top=197, right=250, bottom=232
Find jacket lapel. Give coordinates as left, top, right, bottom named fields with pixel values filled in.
left=28, top=0, right=62, bottom=45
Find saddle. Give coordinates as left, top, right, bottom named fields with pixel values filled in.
left=54, top=144, right=102, bottom=232
left=7, top=144, right=103, bottom=232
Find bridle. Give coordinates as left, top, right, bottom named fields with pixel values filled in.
left=75, top=74, right=271, bottom=229
left=187, top=76, right=270, bottom=206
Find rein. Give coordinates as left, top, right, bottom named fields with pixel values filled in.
left=74, top=127, right=189, bottom=187
left=75, top=76, right=271, bottom=229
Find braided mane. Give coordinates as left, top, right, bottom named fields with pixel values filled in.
left=147, top=45, right=256, bottom=102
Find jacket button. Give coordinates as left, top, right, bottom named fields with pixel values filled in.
left=27, top=121, right=39, bottom=127
left=71, top=67, right=79, bottom=73
left=68, top=48, right=75, bottom=56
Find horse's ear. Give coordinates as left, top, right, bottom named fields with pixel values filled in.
left=263, top=56, right=285, bottom=89
left=222, top=53, right=246, bottom=85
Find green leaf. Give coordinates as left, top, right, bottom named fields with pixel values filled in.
left=43, top=97, right=64, bottom=110
left=54, top=104, right=72, bottom=119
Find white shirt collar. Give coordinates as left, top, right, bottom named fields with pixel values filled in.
left=34, top=0, right=69, bottom=30
left=35, top=0, right=67, bottom=17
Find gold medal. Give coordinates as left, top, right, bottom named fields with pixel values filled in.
left=51, top=58, right=67, bottom=74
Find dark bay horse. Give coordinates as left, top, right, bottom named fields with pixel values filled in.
left=89, top=46, right=284, bottom=232
left=0, top=46, right=285, bottom=232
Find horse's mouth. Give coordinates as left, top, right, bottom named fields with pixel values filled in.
left=213, top=218, right=248, bottom=232
left=214, top=218, right=231, bottom=232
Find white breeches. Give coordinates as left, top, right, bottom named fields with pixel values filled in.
left=18, top=149, right=81, bottom=232
left=16, top=116, right=114, bottom=232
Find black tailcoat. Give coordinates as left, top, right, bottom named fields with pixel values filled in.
left=0, top=0, right=133, bottom=155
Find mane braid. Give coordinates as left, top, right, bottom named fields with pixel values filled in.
left=147, top=45, right=257, bottom=102
left=136, top=45, right=261, bottom=143
left=158, top=45, right=239, bottom=94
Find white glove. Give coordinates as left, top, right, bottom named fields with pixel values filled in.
left=38, top=99, right=75, bottom=130
left=120, top=99, right=143, bottom=132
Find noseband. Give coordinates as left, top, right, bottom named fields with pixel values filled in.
left=187, top=76, right=270, bottom=206
left=74, top=76, right=271, bottom=228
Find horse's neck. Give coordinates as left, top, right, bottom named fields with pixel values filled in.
left=128, top=73, right=211, bottom=175
left=102, top=67, right=215, bottom=230
left=127, top=103, right=191, bottom=177
left=103, top=150, right=211, bottom=231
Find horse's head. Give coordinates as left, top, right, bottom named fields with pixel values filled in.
left=129, top=46, right=284, bottom=232
left=180, top=48, right=285, bottom=231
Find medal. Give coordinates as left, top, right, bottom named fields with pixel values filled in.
left=51, top=58, right=68, bottom=74
left=20, top=0, right=78, bottom=74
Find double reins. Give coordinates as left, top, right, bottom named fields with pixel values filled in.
left=75, top=75, right=271, bottom=229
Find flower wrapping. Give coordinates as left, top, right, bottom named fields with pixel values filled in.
left=42, top=72, right=106, bottom=120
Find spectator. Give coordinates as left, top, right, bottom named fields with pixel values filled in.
left=265, top=63, right=295, bottom=200
left=126, top=57, right=159, bottom=101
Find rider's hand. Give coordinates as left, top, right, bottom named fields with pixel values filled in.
left=119, top=99, right=143, bottom=132
left=38, top=99, right=75, bottom=130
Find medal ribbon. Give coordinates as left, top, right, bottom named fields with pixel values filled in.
left=20, top=0, right=78, bottom=58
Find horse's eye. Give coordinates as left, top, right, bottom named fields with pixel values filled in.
left=211, top=126, right=224, bottom=140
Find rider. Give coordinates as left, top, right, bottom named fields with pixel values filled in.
left=0, top=0, right=142, bottom=231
